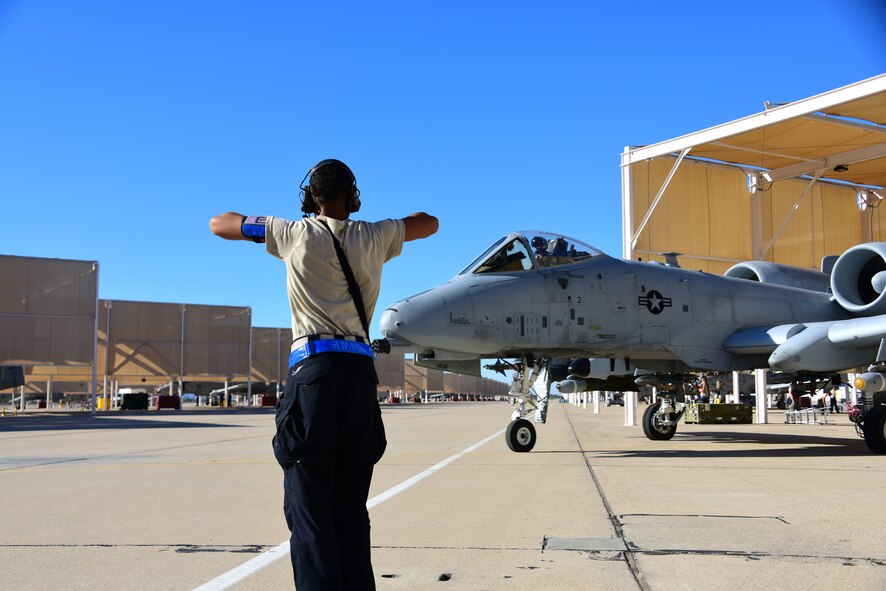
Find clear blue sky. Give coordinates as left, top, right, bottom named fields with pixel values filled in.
left=2, top=0, right=884, bottom=337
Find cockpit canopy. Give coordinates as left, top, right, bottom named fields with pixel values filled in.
left=459, top=231, right=603, bottom=275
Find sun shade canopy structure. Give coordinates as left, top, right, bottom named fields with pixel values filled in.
left=622, top=74, right=886, bottom=273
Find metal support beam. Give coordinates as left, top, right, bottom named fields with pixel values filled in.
left=710, top=141, right=823, bottom=165
left=623, top=74, right=886, bottom=164
left=803, top=112, right=886, bottom=135
left=180, top=304, right=186, bottom=401
left=631, top=147, right=691, bottom=252
left=861, top=206, right=873, bottom=243
left=624, top=392, right=636, bottom=426
left=754, top=368, right=768, bottom=424
left=91, top=262, right=99, bottom=416
left=105, top=300, right=112, bottom=408
left=276, top=328, right=282, bottom=397
left=621, top=147, right=634, bottom=259
left=247, top=307, right=253, bottom=408
left=758, top=170, right=823, bottom=260
left=751, top=190, right=763, bottom=260
left=848, top=372, right=859, bottom=406
left=762, top=143, right=886, bottom=183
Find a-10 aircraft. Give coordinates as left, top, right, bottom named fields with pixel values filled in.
left=375, top=231, right=886, bottom=455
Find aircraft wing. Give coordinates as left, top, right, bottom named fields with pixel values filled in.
left=723, top=316, right=886, bottom=372
left=722, top=323, right=810, bottom=355
left=827, top=315, right=886, bottom=347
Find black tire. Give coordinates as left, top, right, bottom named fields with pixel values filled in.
left=506, top=418, right=536, bottom=452
left=862, top=407, right=886, bottom=454
left=642, top=402, right=677, bottom=441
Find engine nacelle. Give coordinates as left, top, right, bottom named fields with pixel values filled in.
left=724, top=261, right=830, bottom=292
left=830, top=243, right=886, bottom=315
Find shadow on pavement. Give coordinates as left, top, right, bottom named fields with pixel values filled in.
left=0, top=410, right=273, bottom=433
left=589, top=430, right=873, bottom=458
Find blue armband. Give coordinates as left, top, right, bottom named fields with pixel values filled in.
left=241, top=216, right=267, bottom=243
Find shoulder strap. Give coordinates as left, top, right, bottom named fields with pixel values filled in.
left=316, top=219, right=370, bottom=339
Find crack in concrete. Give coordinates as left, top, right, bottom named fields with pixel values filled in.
left=627, top=547, right=886, bottom=567
left=620, top=512, right=790, bottom=524
left=561, top=405, right=651, bottom=591
left=375, top=543, right=886, bottom=568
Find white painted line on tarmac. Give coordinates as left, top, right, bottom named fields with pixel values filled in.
left=366, top=428, right=504, bottom=509
left=192, top=541, right=291, bottom=591
left=192, top=428, right=506, bottom=591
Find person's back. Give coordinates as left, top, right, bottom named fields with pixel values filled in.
left=266, top=214, right=405, bottom=339
left=210, top=159, right=438, bottom=590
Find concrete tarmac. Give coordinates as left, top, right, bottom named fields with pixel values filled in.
left=1, top=401, right=884, bottom=590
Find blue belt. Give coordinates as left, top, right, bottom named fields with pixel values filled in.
left=289, top=338, right=374, bottom=368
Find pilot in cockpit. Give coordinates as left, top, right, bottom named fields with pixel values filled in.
left=531, top=236, right=549, bottom=257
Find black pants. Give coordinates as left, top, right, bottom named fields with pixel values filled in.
left=273, top=353, right=386, bottom=591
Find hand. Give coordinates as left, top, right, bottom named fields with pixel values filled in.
left=209, top=212, right=249, bottom=241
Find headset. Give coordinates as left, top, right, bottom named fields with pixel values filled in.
left=299, top=159, right=361, bottom=216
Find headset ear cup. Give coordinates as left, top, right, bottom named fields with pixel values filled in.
left=347, top=187, right=361, bottom=213
left=301, top=188, right=316, bottom=214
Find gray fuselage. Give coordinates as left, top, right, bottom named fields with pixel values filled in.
left=380, top=254, right=848, bottom=372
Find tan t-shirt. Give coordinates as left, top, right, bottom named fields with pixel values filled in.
left=266, top=215, right=405, bottom=341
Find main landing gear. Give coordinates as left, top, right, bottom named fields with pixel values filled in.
left=860, top=406, right=886, bottom=454
left=850, top=369, right=886, bottom=454
left=642, top=398, right=684, bottom=441
left=504, top=356, right=549, bottom=453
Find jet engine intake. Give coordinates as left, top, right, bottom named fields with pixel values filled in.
left=830, top=243, right=886, bottom=315
left=724, top=261, right=830, bottom=292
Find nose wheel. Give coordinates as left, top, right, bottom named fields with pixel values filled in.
left=506, top=418, right=537, bottom=452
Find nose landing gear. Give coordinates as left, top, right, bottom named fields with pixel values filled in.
left=506, top=419, right=537, bottom=452
left=504, top=356, right=549, bottom=453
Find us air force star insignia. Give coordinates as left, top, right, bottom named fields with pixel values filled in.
left=638, top=290, right=672, bottom=315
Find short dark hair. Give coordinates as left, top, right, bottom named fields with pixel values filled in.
left=309, top=161, right=354, bottom=204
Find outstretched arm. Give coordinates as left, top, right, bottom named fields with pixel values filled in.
left=209, top=212, right=266, bottom=242
left=403, top=212, right=439, bottom=242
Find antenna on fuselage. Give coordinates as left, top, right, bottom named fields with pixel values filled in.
left=660, top=252, right=682, bottom=268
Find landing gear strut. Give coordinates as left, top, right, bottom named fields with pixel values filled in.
left=505, top=356, right=549, bottom=453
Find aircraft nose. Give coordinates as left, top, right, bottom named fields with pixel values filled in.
left=380, top=297, right=433, bottom=345
left=379, top=289, right=450, bottom=349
